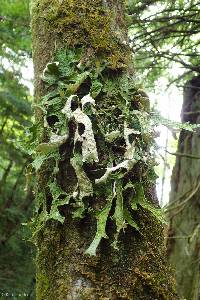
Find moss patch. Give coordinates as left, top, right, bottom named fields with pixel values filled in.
left=31, top=0, right=130, bottom=68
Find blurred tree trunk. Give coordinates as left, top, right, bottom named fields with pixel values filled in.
left=0, top=160, right=13, bottom=194
left=167, top=76, right=200, bottom=300
left=31, top=1, right=177, bottom=299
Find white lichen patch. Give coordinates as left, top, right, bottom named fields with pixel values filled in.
left=50, top=133, right=68, bottom=146
left=73, top=108, right=98, bottom=163
left=81, top=94, right=95, bottom=109
left=95, top=159, right=137, bottom=184
left=124, top=123, right=140, bottom=160
left=61, top=95, right=78, bottom=119
left=62, top=94, right=99, bottom=163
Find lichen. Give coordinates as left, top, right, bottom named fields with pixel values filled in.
left=124, top=121, right=140, bottom=159
left=27, top=45, right=167, bottom=259
left=85, top=193, right=113, bottom=256
left=70, top=157, right=93, bottom=201
left=95, top=159, right=137, bottom=185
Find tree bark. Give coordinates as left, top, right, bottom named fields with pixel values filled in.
left=31, top=1, right=177, bottom=299
left=167, top=76, right=200, bottom=300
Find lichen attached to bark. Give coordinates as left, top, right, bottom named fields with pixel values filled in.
left=29, top=47, right=165, bottom=255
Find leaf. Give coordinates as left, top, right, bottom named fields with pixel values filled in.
left=42, top=62, right=60, bottom=86
left=20, top=123, right=39, bottom=155
left=105, top=130, right=121, bottom=143
left=113, top=181, right=124, bottom=233
left=36, top=143, right=57, bottom=154
left=42, top=73, right=57, bottom=86
left=49, top=180, right=67, bottom=200
left=139, top=200, right=167, bottom=224
left=134, top=183, right=145, bottom=202
left=45, top=62, right=60, bottom=76
left=85, top=195, right=113, bottom=256
left=49, top=209, right=65, bottom=224
left=71, top=156, right=93, bottom=200
left=35, top=192, right=45, bottom=213
left=31, top=210, right=49, bottom=239
left=151, top=110, right=200, bottom=132
left=124, top=207, right=139, bottom=230
left=90, top=79, right=103, bottom=98
left=131, top=201, right=138, bottom=210
left=36, top=133, right=68, bottom=154
left=32, top=151, right=60, bottom=171
left=48, top=180, right=71, bottom=224
left=72, top=206, right=85, bottom=219
left=32, top=154, right=47, bottom=171
left=112, top=181, right=126, bottom=250
left=42, top=90, right=59, bottom=102
left=133, top=183, right=167, bottom=224
left=67, top=71, right=90, bottom=93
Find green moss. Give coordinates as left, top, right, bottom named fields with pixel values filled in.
left=31, top=0, right=130, bottom=68
left=34, top=211, right=177, bottom=299
left=36, top=272, right=50, bottom=299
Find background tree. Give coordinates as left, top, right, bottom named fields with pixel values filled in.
left=31, top=0, right=177, bottom=299
left=166, top=77, right=200, bottom=300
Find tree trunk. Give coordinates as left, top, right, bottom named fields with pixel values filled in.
left=0, top=160, right=13, bottom=195
left=31, top=1, right=177, bottom=299
left=167, top=76, right=200, bottom=300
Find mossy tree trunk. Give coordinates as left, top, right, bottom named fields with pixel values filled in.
left=31, top=1, right=177, bottom=299
left=167, top=76, right=200, bottom=300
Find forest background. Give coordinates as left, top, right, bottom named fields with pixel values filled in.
left=0, top=0, right=199, bottom=299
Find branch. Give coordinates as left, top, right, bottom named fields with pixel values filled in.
left=166, top=150, right=200, bottom=159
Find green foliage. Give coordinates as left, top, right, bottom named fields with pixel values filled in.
left=2, top=0, right=197, bottom=295
left=151, top=110, right=200, bottom=132
left=0, top=68, right=34, bottom=294
left=127, top=0, right=200, bottom=86
left=0, top=0, right=31, bottom=58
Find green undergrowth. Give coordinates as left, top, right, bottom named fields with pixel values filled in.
left=25, top=48, right=166, bottom=256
